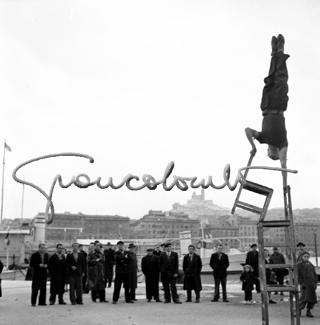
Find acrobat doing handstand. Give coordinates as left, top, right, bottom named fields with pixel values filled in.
left=245, top=34, right=290, bottom=188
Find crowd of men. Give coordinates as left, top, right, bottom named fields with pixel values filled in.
left=28, top=240, right=317, bottom=314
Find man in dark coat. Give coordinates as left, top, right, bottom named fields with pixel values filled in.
left=48, top=243, right=67, bottom=305
left=128, top=243, right=138, bottom=301
left=78, top=244, right=88, bottom=293
left=183, top=245, right=202, bottom=303
left=66, top=242, right=85, bottom=305
left=245, top=34, right=289, bottom=187
left=87, top=241, right=107, bottom=302
left=210, top=244, right=229, bottom=302
left=159, top=242, right=182, bottom=304
left=141, top=248, right=162, bottom=302
left=112, top=241, right=132, bottom=304
left=30, top=243, right=49, bottom=306
left=104, top=242, right=115, bottom=288
left=297, top=252, right=318, bottom=318
left=245, top=243, right=260, bottom=293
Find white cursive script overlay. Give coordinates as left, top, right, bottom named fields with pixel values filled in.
left=12, top=153, right=298, bottom=224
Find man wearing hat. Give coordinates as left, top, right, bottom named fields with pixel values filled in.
left=159, top=242, right=182, bottom=304
left=112, top=241, right=132, bottom=304
left=78, top=244, right=88, bottom=293
left=141, top=248, right=162, bottom=302
left=128, top=243, right=138, bottom=301
left=104, top=242, right=115, bottom=288
left=245, top=244, right=260, bottom=293
left=183, top=245, right=202, bottom=303
left=297, top=242, right=307, bottom=263
left=210, top=244, right=229, bottom=302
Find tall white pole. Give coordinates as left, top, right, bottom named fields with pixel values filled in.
left=1, top=140, right=6, bottom=224
left=20, top=177, right=25, bottom=226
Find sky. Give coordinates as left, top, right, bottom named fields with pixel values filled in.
left=1, top=0, right=320, bottom=223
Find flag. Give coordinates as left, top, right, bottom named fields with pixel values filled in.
left=5, top=142, right=12, bottom=152
left=4, top=227, right=10, bottom=246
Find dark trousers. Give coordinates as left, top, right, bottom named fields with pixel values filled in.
left=113, top=273, right=130, bottom=302
left=161, top=272, right=179, bottom=302
left=69, top=275, right=83, bottom=303
left=91, top=289, right=106, bottom=302
left=31, top=278, right=47, bottom=305
left=187, top=289, right=200, bottom=300
left=145, top=275, right=160, bottom=300
left=105, top=264, right=114, bottom=287
left=213, top=276, right=227, bottom=301
left=244, top=290, right=252, bottom=301
left=276, top=269, right=284, bottom=285
left=82, top=274, right=87, bottom=291
left=130, top=288, right=136, bottom=300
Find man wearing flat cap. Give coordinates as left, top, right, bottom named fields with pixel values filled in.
left=297, top=242, right=307, bottom=263
left=128, top=243, right=138, bottom=301
left=159, top=242, right=182, bottom=304
left=245, top=244, right=260, bottom=293
left=104, top=242, right=115, bottom=288
left=141, top=248, right=162, bottom=302
left=112, top=241, right=132, bottom=304
left=183, top=245, right=202, bottom=303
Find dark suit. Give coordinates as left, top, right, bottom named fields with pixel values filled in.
left=66, top=253, right=85, bottom=304
left=48, top=253, right=67, bottom=304
left=245, top=250, right=260, bottom=293
left=141, top=254, right=160, bottom=301
left=159, top=251, right=180, bottom=302
left=183, top=253, right=202, bottom=301
left=210, top=252, right=229, bottom=301
left=112, top=250, right=132, bottom=302
left=30, top=251, right=49, bottom=305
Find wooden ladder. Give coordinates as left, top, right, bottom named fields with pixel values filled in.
left=231, top=159, right=300, bottom=324
left=258, top=186, right=300, bottom=325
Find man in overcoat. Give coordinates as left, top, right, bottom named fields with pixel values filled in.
left=297, top=252, right=318, bottom=318
left=78, top=244, right=88, bottom=293
left=183, top=245, right=202, bottom=303
left=210, top=244, right=229, bottom=302
left=245, top=243, right=260, bottom=293
left=112, top=241, right=132, bottom=304
left=30, top=243, right=49, bottom=306
left=48, top=243, right=67, bottom=305
left=66, top=242, right=85, bottom=305
left=159, top=242, right=182, bottom=304
left=87, top=241, right=107, bottom=302
left=128, top=243, right=138, bottom=301
left=141, top=248, right=162, bottom=302
left=104, top=242, right=115, bottom=288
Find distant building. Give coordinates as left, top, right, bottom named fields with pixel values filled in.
left=130, top=210, right=200, bottom=239
left=33, top=212, right=130, bottom=246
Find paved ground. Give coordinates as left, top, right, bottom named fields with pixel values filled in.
left=1, top=280, right=319, bottom=325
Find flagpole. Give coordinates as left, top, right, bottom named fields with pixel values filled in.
left=1, top=139, right=6, bottom=224
left=20, top=176, right=25, bottom=226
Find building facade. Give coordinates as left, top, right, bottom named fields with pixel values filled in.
left=130, top=210, right=200, bottom=239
